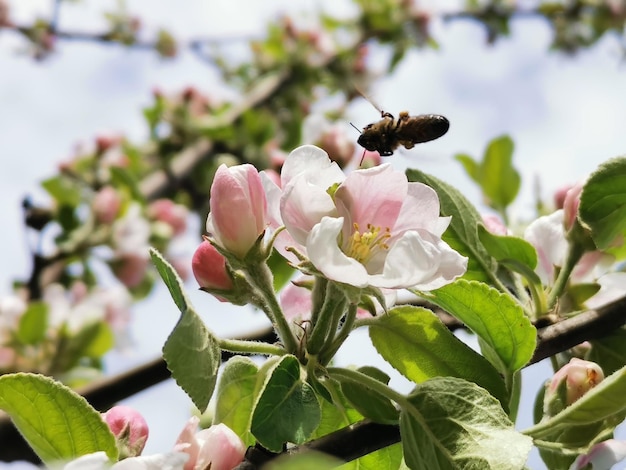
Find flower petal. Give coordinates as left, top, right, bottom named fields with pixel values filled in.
left=524, top=210, right=567, bottom=283
left=394, top=182, right=447, bottom=236
left=334, top=164, right=406, bottom=231
left=280, top=172, right=338, bottom=246
left=281, top=145, right=345, bottom=189
left=369, top=230, right=467, bottom=290
left=307, top=217, right=370, bottom=288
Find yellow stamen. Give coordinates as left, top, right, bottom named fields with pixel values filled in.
left=345, top=222, right=391, bottom=265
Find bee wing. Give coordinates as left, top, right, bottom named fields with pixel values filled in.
left=396, top=115, right=450, bottom=146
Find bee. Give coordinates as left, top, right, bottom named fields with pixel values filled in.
left=356, top=110, right=450, bottom=160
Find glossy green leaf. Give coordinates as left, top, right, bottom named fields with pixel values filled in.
left=421, top=279, right=536, bottom=373
left=17, top=302, right=48, bottom=345
left=268, top=248, right=295, bottom=292
left=477, top=225, right=537, bottom=270
left=406, top=169, right=497, bottom=284
left=526, top=365, right=626, bottom=439
left=251, top=355, right=320, bottom=452
left=214, top=356, right=259, bottom=446
left=579, top=156, right=626, bottom=250
left=0, top=373, right=117, bottom=465
left=341, top=366, right=399, bottom=425
left=400, top=377, right=532, bottom=470
left=369, top=306, right=508, bottom=408
left=151, top=248, right=221, bottom=412
left=481, top=135, right=520, bottom=209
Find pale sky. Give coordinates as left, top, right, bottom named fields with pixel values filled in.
left=1, top=1, right=626, bottom=468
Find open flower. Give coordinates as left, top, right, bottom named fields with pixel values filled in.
left=269, top=145, right=467, bottom=290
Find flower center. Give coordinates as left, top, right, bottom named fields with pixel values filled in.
left=345, top=223, right=391, bottom=265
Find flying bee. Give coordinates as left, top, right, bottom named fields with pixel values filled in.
left=355, top=110, right=450, bottom=163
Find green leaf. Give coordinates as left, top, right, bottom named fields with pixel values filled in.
left=109, top=166, right=144, bottom=203
left=341, top=366, right=399, bottom=425
left=579, top=156, right=626, bottom=250
left=480, top=135, right=520, bottom=209
left=0, top=373, right=117, bottom=465
left=477, top=225, right=537, bottom=270
left=421, top=279, right=536, bottom=374
left=152, top=248, right=221, bottom=412
left=51, top=322, right=114, bottom=373
left=41, top=176, right=82, bottom=207
left=369, top=306, right=508, bottom=408
left=400, top=377, right=532, bottom=470
left=588, top=327, right=626, bottom=376
left=251, top=355, right=320, bottom=452
left=526, top=365, right=626, bottom=439
left=454, top=153, right=480, bottom=183
left=16, top=302, right=48, bottom=345
left=150, top=248, right=187, bottom=312
left=214, top=356, right=259, bottom=446
left=406, top=169, right=497, bottom=284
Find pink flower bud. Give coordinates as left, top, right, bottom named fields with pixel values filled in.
left=148, top=199, right=188, bottom=236
left=103, top=406, right=149, bottom=458
left=192, top=241, right=233, bottom=292
left=174, top=418, right=246, bottom=470
left=547, top=358, right=604, bottom=406
left=93, top=186, right=122, bottom=224
left=563, top=181, right=584, bottom=231
left=207, top=164, right=268, bottom=259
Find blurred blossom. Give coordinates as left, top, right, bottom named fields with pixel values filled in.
left=148, top=199, right=189, bottom=236
left=93, top=186, right=122, bottom=224
left=358, top=149, right=382, bottom=168
left=570, top=439, right=626, bottom=470
left=0, top=294, right=27, bottom=342
left=0, top=0, right=10, bottom=26
left=113, top=254, right=150, bottom=288
left=95, top=135, right=122, bottom=154
left=482, top=214, right=508, bottom=235
left=112, top=204, right=151, bottom=255
left=303, top=115, right=355, bottom=167
left=103, top=405, right=149, bottom=458
left=192, top=241, right=233, bottom=293
left=546, top=358, right=604, bottom=407
left=174, top=417, right=246, bottom=470
left=206, top=164, right=268, bottom=259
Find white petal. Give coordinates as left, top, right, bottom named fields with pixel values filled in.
left=524, top=210, right=567, bottom=284
left=260, top=170, right=283, bottom=227
left=281, top=145, right=345, bottom=189
left=280, top=172, right=338, bottom=245
left=369, top=231, right=467, bottom=290
left=112, top=452, right=189, bottom=470
left=307, top=217, right=370, bottom=288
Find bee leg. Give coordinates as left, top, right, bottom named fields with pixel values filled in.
left=381, top=111, right=394, bottom=120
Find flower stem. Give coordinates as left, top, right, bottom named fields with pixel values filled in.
left=306, top=282, right=348, bottom=356
left=326, top=366, right=410, bottom=409
left=546, top=243, right=585, bottom=311
left=218, top=337, right=286, bottom=356
left=245, top=261, right=299, bottom=354
left=320, top=303, right=358, bottom=365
